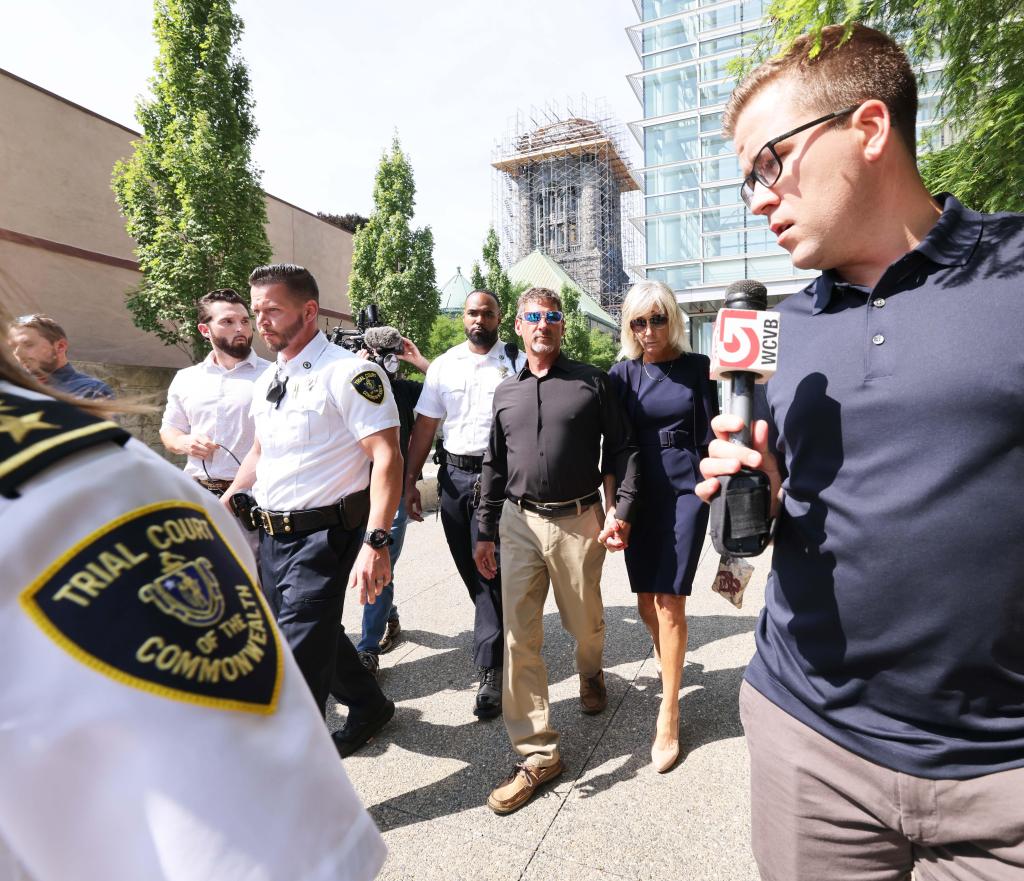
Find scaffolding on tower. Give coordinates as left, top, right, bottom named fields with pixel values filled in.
left=492, top=95, right=643, bottom=320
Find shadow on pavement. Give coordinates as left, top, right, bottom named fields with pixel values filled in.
left=356, top=606, right=757, bottom=830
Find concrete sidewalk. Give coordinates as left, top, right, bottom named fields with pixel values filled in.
left=335, top=512, right=772, bottom=881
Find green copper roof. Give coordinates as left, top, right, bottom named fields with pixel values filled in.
left=507, top=250, right=618, bottom=331
left=439, top=267, right=474, bottom=312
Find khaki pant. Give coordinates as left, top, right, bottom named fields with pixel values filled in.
left=740, top=681, right=1024, bottom=881
left=498, top=500, right=607, bottom=768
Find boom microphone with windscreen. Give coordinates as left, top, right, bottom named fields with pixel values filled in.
left=707, top=280, right=781, bottom=556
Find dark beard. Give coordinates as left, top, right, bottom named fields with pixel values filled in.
left=211, top=331, right=253, bottom=360
left=467, top=325, right=499, bottom=348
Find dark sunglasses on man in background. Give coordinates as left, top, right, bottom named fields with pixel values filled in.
left=629, top=313, right=670, bottom=332
left=521, top=310, right=564, bottom=324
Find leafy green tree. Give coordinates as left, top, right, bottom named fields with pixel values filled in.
left=587, top=327, right=619, bottom=371
left=423, top=314, right=464, bottom=361
left=753, top=2, right=1024, bottom=213
left=349, top=137, right=440, bottom=347
left=113, top=0, right=271, bottom=361
left=558, top=283, right=592, bottom=364
left=470, top=227, right=525, bottom=342
left=318, top=212, right=369, bottom=234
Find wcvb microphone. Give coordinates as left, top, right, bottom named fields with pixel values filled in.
left=707, top=279, right=780, bottom=556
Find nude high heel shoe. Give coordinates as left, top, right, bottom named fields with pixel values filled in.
left=651, top=739, right=680, bottom=773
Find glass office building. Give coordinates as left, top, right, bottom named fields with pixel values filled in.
left=626, top=0, right=946, bottom=352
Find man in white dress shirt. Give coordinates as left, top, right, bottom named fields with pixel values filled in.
left=222, top=264, right=402, bottom=757
left=160, top=288, right=270, bottom=498
left=404, top=290, right=521, bottom=720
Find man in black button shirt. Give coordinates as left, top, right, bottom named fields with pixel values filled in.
left=474, top=287, right=639, bottom=814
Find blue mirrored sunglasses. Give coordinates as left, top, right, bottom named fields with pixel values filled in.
left=521, top=310, right=564, bottom=324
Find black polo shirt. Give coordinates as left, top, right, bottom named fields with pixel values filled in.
left=748, top=194, right=1024, bottom=779
left=477, top=354, right=639, bottom=541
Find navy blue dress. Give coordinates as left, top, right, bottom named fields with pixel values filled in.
left=608, top=354, right=719, bottom=595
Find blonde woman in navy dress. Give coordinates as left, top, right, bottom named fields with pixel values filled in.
left=606, top=280, right=719, bottom=773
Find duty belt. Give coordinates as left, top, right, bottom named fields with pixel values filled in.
left=447, top=452, right=484, bottom=472
left=509, top=492, right=601, bottom=518
left=253, top=487, right=370, bottom=536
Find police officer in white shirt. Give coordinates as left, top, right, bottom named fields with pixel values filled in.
left=404, top=290, right=520, bottom=719
left=0, top=333, right=385, bottom=881
left=160, top=288, right=270, bottom=498
left=222, top=264, right=402, bottom=757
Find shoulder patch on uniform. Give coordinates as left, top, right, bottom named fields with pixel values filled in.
left=352, top=369, right=385, bottom=404
left=0, top=392, right=130, bottom=498
left=20, top=501, right=283, bottom=715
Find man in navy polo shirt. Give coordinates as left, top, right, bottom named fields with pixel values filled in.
left=698, top=24, right=1024, bottom=880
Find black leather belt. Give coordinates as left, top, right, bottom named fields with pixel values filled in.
left=510, top=492, right=601, bottom=518
left=447, top=452, right=484, bottom=472
left=195, top=477, right=232, bottom=496
left=253, top=487, right=370, bottom=536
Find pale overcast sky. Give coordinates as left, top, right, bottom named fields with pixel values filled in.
left=1, top=0, right=642, bottom=284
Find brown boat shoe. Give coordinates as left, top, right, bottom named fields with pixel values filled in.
left=487, top=759, right=565, bottom=815
left=579, top=670, right=607, bottom=715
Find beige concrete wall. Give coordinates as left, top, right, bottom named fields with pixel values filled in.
left=76, top=360, right=185, bottom=464
left=266, top=197, right=354, bottom=318
left=0, top=68, right=355, bottom=370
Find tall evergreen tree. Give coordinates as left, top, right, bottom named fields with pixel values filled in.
left=113, top=0, right=271, bottom=361
left=559, top=282, right=592, bottom=364
left=470, top=227, right=524, bottom=343
left=348, top=137, right=439, bottom=347
left=751, top=2, right=1024, bottom=213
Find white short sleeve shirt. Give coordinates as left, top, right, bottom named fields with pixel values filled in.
left=250, top=333, right=400, bottom=510
left=0, top=382, right=386, bottom=881
left=161, top=349, right=271, bottom=480
left=414, top=340, right=520, bottom=456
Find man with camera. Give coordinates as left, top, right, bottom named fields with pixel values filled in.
left=222, top=263, right=401, bottom=757
left=403, top=290, right=521, bottom=721
left=160, top=288, right=270, bottom=499
left=333, top=323, right=430, bottom=680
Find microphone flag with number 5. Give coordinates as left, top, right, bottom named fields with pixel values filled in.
left=709, top=307, right=781, bottom=381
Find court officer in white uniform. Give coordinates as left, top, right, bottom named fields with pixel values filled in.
left=404, top=289, right=521, bottom=719
left=223, top=264, right=402, bottom=757
left=160, top=288, right=270, bottom=498
left=0, top=335, right=385, bottom=881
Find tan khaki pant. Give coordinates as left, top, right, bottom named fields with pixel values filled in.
left=740, top=681, right=1024, bottom=881
left=498, top=500, right=607, bottom=768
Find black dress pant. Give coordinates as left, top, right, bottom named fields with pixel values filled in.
left=438, top=462, right=503, bottom=669
left=260, top=525, right=385, bottom=718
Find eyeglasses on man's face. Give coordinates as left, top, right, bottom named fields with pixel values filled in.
left=520, top=310, right=564, bottom=325
left=739, top=104, right=861, bottom=209
left=629, top=313, right=669, bottom=332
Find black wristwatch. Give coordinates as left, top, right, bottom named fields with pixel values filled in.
left=363, top=528, right=393, bottom=549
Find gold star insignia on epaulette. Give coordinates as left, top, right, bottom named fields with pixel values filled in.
left=0, top=408, right=59, bottom=443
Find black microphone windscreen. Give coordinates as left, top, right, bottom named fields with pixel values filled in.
left=363, top=325, right=402, bottom=351
left=724, top=279, right=768, bottom=310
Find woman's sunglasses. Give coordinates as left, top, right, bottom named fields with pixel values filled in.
left=629, top=313, right=669, bottom=332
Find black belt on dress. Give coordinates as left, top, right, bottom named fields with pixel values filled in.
left=658, top=429, right=692, bottom=449
left=253, top=487, right=370, bottom=536
left=509, top=492, right=601, bottom=518
left=447, top=452, right=484, bottom=472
